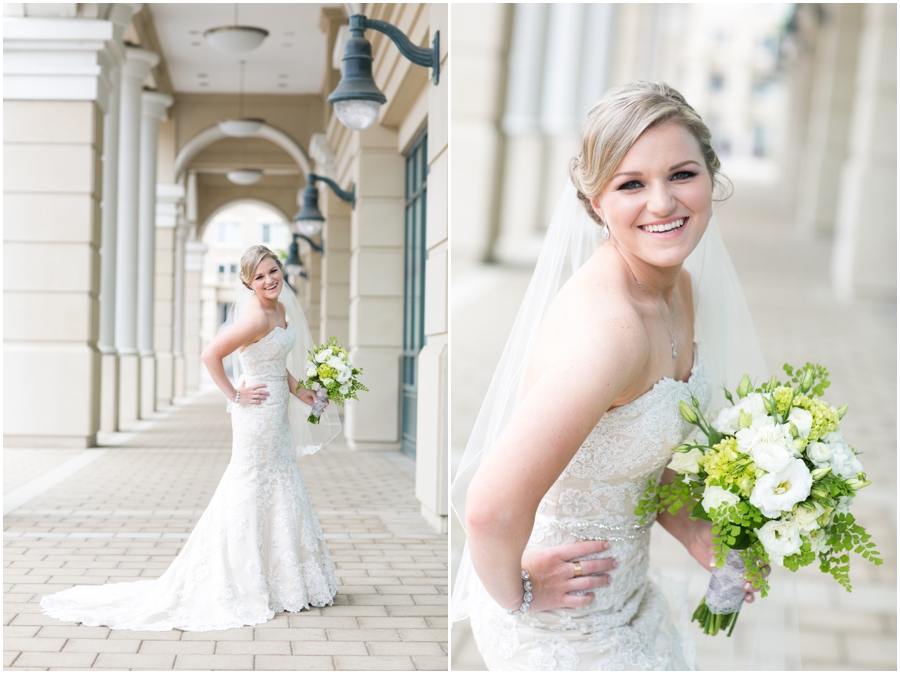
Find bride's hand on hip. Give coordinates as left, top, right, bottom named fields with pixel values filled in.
left=521, top=540, right=615, bottom=612
left=686, top=518, right=768, bottom=604
left=238, top=381, right=269, bottom=405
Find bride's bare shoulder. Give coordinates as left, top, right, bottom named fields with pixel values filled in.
left=529, top=246, right=649, bottom=381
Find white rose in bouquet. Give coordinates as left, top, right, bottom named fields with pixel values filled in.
left=748, top=441, right=793, bottom=473
left=712, top=392, right=767, bottom=434
left=736, top=420, right=793, bottom=453
left=791, top=502, right=824, bottom=532
left=787, top=407, right=813, bottom=439
left=326, top=356, right=344, bottom=370
left=315, top=348, right=333, bottom=363
left=668, top=447, right=703, bottom=474
left=339, top=384, right=350, bottom=395
left=306, top=365, right=317, bottom=377
left=749, top=459, right=813, bottom=518
left=702, top=485, right=740, bottom=513
left=757, top=519, right=802, bottom=565
left=337, top=369, right=352, bottom=384
left=806, top=441, right=832, bottom=464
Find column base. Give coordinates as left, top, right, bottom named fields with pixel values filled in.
left=155, top=352, right=174, bottom=408
left=4, top=435, right=96, bottom=449
left=173, top=355, right=186, bottom=400
left=345, top=440, right=402, bottom=451
left=100, top=352, right=119, bottom=432
left=117, top=353, right=140, bottom=430
left=140, top=355, right=156, bottom=418
left=419, top=504, right=448, bottom=534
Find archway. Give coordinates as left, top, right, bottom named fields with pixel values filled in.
left=174, top=122, right=312, bottom=183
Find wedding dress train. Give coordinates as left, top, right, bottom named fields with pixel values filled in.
left=469, top=345, right=711, bottom=670
left=41, top=323, right=338, bottom=631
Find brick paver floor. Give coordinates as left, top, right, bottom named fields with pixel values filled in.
left=4, top=391, right=448, bottom=671
left=450, top=176, right=896, bottom=671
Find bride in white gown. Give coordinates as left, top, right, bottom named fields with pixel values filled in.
left=41, top=245, right=341, bottom=631
left=451, top=83, right=778, bottom=670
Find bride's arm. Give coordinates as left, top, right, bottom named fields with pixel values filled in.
left=465, top=299, right=648, bottom=613
left=201, top=310, right=269, bottom=404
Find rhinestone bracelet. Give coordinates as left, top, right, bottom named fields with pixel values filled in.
left=234, top=389, right=240, bottom=405
left=506, top=569, right=533, bottom=616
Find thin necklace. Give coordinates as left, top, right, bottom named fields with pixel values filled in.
left=634, top=276, right=678, bottom=360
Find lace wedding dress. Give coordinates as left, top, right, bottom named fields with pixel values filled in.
left=469, top=345, right=712, bottom=670
left=41, top=323, right=338, bottom=631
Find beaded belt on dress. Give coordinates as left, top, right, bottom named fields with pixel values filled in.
left=549, top=516, right=655, bottom=542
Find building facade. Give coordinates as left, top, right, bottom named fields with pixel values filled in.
left=3, top=2, right=449, bottom=532
left=452, top=3, right=896, bottom=301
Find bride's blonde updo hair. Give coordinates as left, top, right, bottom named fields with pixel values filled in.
left=569, top=81, right=730, bottom=226
left=239, top=245, right=285, bottom=290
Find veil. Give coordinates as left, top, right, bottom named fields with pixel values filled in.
left=450, top=180, right=800, bottom=669
left=221, top=278, right=341, bottom=457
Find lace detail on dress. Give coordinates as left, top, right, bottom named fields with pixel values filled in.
left=40, top=324, right=338, bottom=631
left=471, top=345, right=712, bottom=670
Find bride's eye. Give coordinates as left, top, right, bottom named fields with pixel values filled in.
left=617, top=180, right=643, bottom=191
left=672, top=171, right=697, bottom=181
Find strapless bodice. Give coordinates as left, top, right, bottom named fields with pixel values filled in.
left=239, top=325, right=294, bottom=382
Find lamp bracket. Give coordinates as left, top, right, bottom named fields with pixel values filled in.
left=352, top=14, right=440, bottom=85
left=309, top=173, right=356, bottom=208
left=294, top=232, right=324, bottom=255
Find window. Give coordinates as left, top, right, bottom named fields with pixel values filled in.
left=261, top=223, right=271, bottom=243
left=401, top=130, right=427, bottom=459
left=217, top=221, right=242, bottom=245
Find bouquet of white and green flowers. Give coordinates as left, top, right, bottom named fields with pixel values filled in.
left=298, top=337, right=368, bottom=424
left=637, top=363, right=881, bottom=637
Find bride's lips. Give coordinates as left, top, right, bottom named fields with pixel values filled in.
left=638, top=216, right=688, bottom=238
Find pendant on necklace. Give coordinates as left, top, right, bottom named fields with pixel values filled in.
left=672, top=343, right=678, bottom=360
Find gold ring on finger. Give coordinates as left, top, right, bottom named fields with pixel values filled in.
left=573, top=561, right=582, bottom=578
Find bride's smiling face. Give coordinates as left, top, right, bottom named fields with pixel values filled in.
left=590, top=122, right=713, bottom=269
left=250, top=256, right=283, bottom=299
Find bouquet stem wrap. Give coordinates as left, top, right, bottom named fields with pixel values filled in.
left=308, top=388, right=330, bottom=424
left=693, top=549, right=746, bottom=636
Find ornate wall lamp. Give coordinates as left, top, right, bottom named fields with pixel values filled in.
left=286, top=173, right=355, bottom=278
left=328, top=14, right=440, bottom=131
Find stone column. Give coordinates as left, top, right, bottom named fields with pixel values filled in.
left=3, top=15, right=114, bottom=447
left=303, top=238, right=323, bottom=339
left=172, top=221, right=189, bottom=401
left=796, top=4, right=863, bottom=236
left=345, top=126, right=405, bottom=451
left=832, top=4, right=897, bottom=301
left=318, top=197, right=352, bottom=346
left=99, top=60, right=122, bottom=433
left=137, top=90, right=173, bottom=418
left=450, top=3, right=512, bottom=264
left=183, top=240, right=208, bottom=393
left=415, top=2, right=450, bottom=533
left=154, top=184, right=184, bottom=408
left=114, top=46, right=158, bottom=430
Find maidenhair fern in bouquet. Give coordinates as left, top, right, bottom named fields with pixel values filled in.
left=299, top=337, right=368, bottom=424
left=636, top=363, right=881, bottom=637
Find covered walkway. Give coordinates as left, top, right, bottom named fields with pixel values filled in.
left=3, top=392, right=447, bottom=671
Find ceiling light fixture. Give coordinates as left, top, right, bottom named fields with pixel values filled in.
left=218, top=60, right=264, bottom=137
left=204, top=3, right=269, bottom=54
left=226, top=169, right=263, bottom=185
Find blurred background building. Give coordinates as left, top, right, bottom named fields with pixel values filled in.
left=452, top=3, right=896, bottom=670
left=453, top=3, right=895, bottom=301
left=4, top=2, right=449, bottom=533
